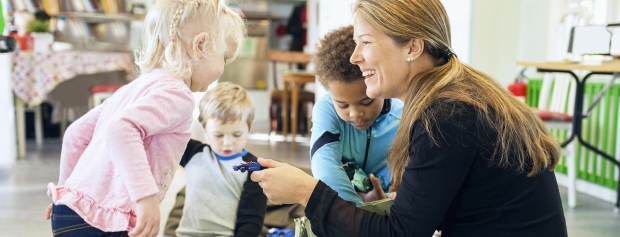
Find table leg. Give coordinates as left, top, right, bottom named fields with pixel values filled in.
left=60, top=105, right=67, bottom=139
left=281, top=83, right=289, bottom=140
left=537, top=69, right=620, bottom=208
left=34, top=105, right=43, bottom=147
left=566, top=139, right=577, bottom=208
left=571, top=72, right=620, bottom=208
left=291, top=82, right=299, bottom=151
left=15, top=96, right=25, bottom=158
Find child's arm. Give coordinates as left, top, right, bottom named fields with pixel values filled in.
left=310, top=97, right=365, bottom=206
left=234, top=152, right=268, bottom=237
left=58, top=102, right=105, bottom=185
left=107, top=84, right=194, bottom=202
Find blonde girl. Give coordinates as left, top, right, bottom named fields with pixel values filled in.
left=45, top=0, right=245, bottom=236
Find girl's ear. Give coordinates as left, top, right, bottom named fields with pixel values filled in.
left=192, top=32, right=210, bottom=59
left=406, top=38, right=424, bottom=60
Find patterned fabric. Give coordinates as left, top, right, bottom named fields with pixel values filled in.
left=11, top=51, right=134, bottom=106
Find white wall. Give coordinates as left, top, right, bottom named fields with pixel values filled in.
left=442, top=0, right=472, bottom=64
left=0, top=53, right=16, bottom=164
left=517, top=0, right=553, bottom=79
left=517, top=0, right=552, bottom=63
left=469, top=0, right=522, bottom=86
left=307, top=0, right=357, bottom=102
left=469, top=0, right=557, bottom=86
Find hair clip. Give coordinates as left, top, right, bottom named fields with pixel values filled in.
left=445, top=48, right=457, bottom=59
left=170, top=37, right=177, bottom=42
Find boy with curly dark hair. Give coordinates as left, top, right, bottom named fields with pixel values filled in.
left=310, top=25, right=403, bottom=206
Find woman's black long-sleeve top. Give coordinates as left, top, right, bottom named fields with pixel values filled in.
left=305, top=101, right=568, bottom=237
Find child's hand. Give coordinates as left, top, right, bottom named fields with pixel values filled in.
left=356, top=174, right=387, bottom=203
left=45, top=203, right=52, bottom=220
left=129, top=195, right=160, bottom=237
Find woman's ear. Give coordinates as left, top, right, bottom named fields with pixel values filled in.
left=407, top=38, right=425, bottom=60
left=192, top=32, right=210, bottom=59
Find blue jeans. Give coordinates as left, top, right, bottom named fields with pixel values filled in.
left=51, top=204, right=129, bottom=237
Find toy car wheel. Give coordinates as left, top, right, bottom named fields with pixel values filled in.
left=240, top=167, right=246, bottom=173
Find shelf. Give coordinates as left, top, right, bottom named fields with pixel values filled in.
left=60, top=12, right=131, bottom=22
left=54, top=38, right=130, bottom=52
left=56, top=35, right=126, bottom=44
left=516, top=61, right=620, bottom=73
left=55, top=36, right=90, bottom=43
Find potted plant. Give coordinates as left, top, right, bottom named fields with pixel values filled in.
left=27, top=19, right=53, bottom=52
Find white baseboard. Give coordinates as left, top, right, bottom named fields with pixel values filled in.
left=555, top=173, right=617, bottom=204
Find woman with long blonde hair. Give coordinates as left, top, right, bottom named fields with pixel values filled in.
left=251, top=0, right=568, bottom=236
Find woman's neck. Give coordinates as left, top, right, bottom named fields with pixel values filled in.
left=399, top=54, right=437, bottom=102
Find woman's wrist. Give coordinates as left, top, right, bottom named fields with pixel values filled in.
left=299, top=177, right=320, bottom=207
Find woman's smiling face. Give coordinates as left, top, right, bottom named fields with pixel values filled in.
left=350, top=16, right=414, bottom=100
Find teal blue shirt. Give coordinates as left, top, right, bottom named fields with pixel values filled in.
left=310, top=94, right=403, bottom=206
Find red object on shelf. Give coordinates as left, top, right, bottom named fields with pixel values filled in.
left=508, top=82, right=527, bottom=97
left=90, top=85, right=122, bottom=93
left=9, top=32, right=33, bottom=51
left=508, top=81, right=527, bottom=103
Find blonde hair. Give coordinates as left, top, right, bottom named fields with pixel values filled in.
left=135, top=0, right=246, bottom=80
left=353, top=0, right=561, bottom=192
left=198, top=82, right=254, bottom=129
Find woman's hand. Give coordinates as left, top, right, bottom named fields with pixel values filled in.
left=128, top=194, right=160, bottom=237
left=356, top=174, right=388, bottom=203
left=251, top=158, right=319, bottom=206
left=389, top=191, right=398, bottom=200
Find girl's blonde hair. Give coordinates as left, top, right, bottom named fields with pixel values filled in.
left=198, top=82, right=255, bottom=129
left=353, top=0, right=561, bottom=192
left=135, top=0, right=246, bottom=80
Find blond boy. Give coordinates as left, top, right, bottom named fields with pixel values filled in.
left=173, top=82, right=266, bottom=237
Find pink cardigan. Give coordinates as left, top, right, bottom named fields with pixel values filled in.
left=47, top=69, right=194, bottom=232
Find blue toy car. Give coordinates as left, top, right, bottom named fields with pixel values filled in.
left=232, top=161, right=264, bottom=173
left=266, top=228, right=294, bottom=237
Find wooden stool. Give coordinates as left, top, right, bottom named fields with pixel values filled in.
left=282, top=71, right=316, bottom=150
left=89, top=85, right=122, bottom=109
left=267, top=50, right=314, bottom=137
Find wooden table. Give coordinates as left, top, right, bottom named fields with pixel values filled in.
left=517, top=61, right=620, bottom=209
left=281, top=71, right=316, bottom=150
